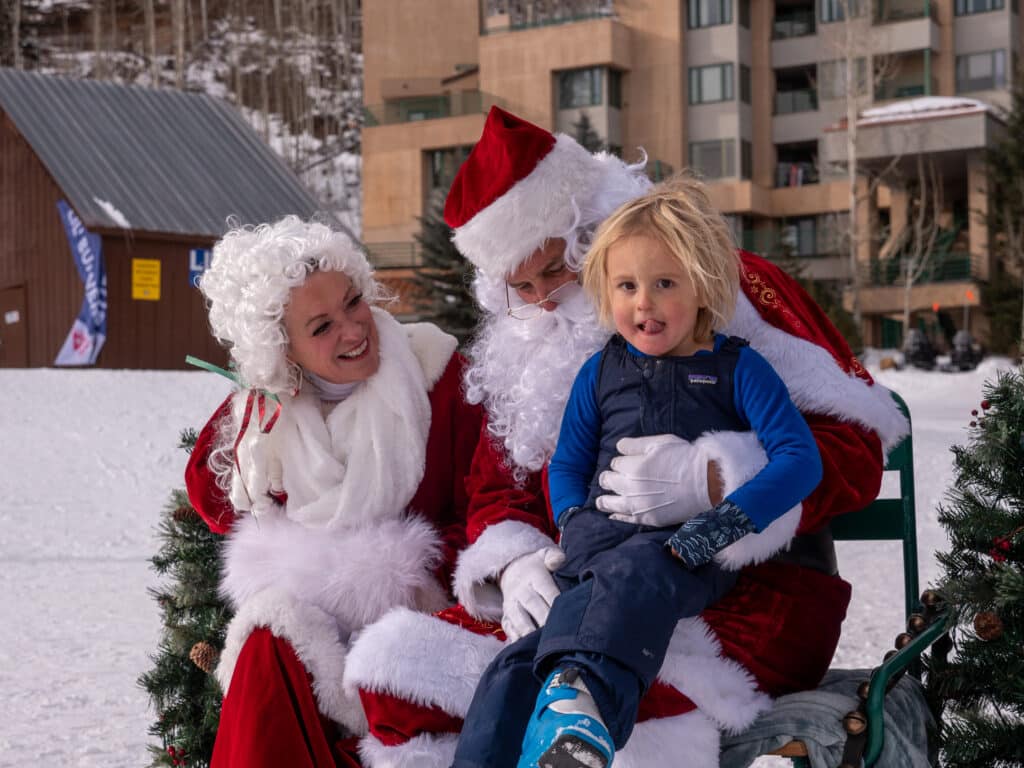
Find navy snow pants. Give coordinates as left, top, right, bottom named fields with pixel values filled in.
left=450, top=509, right=737, bottom=768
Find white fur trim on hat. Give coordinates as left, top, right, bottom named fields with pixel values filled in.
left=452, top=134, right=610, bottom=277
left=726, top=294, right=909, bottom=456
left=451, top=520, right=557, bottom=622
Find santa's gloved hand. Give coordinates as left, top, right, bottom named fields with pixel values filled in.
left=596, top=434, right=713, bottom=527
left=499, top=547, right=566, bottom=642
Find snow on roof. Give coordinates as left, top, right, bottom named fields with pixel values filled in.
left=861, top=96, right=994, bottom=121
left=826, top=96, right=1001, bottom=131
left=93, top=198, right=131, bottom=229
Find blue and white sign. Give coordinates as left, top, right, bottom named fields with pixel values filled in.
left=189, top=248, right=210, bottom=287
left=55, top=201, right=107, bottom=366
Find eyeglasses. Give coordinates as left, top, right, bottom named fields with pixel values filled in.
left=505, top=279, right=576, bottom=321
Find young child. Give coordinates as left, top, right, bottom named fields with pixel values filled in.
left=449, top=176, right=823, bottom=768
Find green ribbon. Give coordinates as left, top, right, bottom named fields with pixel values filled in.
left=185, top=355, right=280, bottom=404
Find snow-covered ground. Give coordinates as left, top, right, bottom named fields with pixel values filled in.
left=0, top=358, right=1013, bottom=767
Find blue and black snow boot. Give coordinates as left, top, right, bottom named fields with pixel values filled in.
left=517, top=667, right=614, bottom=768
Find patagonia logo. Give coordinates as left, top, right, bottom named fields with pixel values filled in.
left=688, top=374, right=718, bottom=385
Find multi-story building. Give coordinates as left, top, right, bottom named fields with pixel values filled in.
left=361, top=0, right=1020, bottom=347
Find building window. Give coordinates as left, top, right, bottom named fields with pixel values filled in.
left=739, top=0, right=751, bottom=27
left=955, top=0, right=1004, bottom=13
left=689, top=63, right=735, bottom=104
left=427, top=146, right=473, bottom=193
left=689, top=139, right=736, bottom=179
left=688, top=0, right=732, bottom=28
left=740, top=64, right=752, bottom=103
left=956, top=50, right=1007, bottom=92
left=741, top=140, right=752, bottom=180
left=608, top=69, right=623, bottom=108
left=818, top=58, right=868, bottom=100
left=820, top=0, right=863, bottom=22
left=779, top=217, right=817, bottom=256
left=558, top=67, right=603, bottom=109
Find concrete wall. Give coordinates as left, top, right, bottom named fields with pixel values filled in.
left=363, top=0, right=480, bottom=106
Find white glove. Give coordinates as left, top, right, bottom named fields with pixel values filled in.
left=230, top=431, right=284, bottom=518
left=595, top=434, right=713, bottom=527
left=498, top=547, right=566, bottom=642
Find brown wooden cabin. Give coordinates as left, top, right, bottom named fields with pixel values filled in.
left=0, top=67, right=326, bottom=370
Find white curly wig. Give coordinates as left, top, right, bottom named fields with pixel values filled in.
left=200, top=215, right=384, bottom=394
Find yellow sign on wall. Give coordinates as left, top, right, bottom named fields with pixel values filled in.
left=132, top=258, right=161, bottom=301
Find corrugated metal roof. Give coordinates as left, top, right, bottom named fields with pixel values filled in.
left=0, top=68, right=328, bottom=237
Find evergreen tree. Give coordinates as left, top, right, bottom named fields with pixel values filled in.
left=139, top=429, right=231, bottom=768
left=986, top=64, right=1024, bottom=355
left=572, top=112, right=606, bottom=153
left=412, top=189, right=479, bottom=346
left=932, top=368, right=1024, bottom=767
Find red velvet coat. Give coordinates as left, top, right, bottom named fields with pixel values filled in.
left=185, top=345, right=481, bottom=768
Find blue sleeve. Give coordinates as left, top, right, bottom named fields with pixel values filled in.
left=726, top=346, right=823, bottom=531
left=548, top=351, right=603, bottom=525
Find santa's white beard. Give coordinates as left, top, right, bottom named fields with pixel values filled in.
left=464, top=280, right=610, bottom=482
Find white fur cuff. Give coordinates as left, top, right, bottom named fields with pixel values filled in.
left=451, top=520, right=556, bottom=622
left=344, top=607, right=503, bottom=717
left=359, top=732, right=459, bottom=768
left=693, top=431, right=802, bottom=570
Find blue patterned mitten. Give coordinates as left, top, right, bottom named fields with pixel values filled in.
left=666, top=499, right=757, bottom=568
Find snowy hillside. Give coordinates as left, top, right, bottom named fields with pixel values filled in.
left=0, top=358, right=1013, bottom=766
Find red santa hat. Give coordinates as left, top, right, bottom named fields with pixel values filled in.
left=444, top=106, right=648, bottom=277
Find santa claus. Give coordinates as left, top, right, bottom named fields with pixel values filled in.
left=343, top=108, right=908, bottom=768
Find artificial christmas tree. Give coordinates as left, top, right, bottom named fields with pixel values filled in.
left=139, top=430, right=232, bottom=767
left=933, top=368, right=1024, bottom=767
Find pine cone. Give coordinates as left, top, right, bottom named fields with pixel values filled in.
left=189, top=641, right=220, bottom=674
left=172, top=506, right=195, bottom=523
left=973, top=611, right=1004, bottom=641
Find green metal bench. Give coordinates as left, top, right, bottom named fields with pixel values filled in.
left=766, top=390, right=952, bottom=767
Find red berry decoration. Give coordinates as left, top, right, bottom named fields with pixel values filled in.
left=167, top=746, right=175, bottom=756
left=972, top=409, right=978, bottom=416
left=971, top=421, right=978, bottom=427
left=981, top=400, right=991, bottom=410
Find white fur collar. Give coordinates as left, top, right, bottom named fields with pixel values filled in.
left=725, top=294, right=908, bottom=455
left=404, top=320, right=458, bottom=388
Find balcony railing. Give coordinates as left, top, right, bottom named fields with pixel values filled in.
left=874, top=0, right=935, bottom=23
left=860, top=252, right=976, bottom=286
left=874, top=77, right=938, bottom=100
left=775, top=88, right=818, bottom=114
left=481, top=0, right=614, bottom=34
left=364, top=90, right=507, bottom=127
left=772, top=8, right=816, bottom=39
left=364, top=242, right=424, bottom=268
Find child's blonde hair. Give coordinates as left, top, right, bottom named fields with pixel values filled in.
left=582, top=173, right=739, bottom=343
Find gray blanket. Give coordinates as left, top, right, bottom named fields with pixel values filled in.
left=719, top=668, right=935, bottom=768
